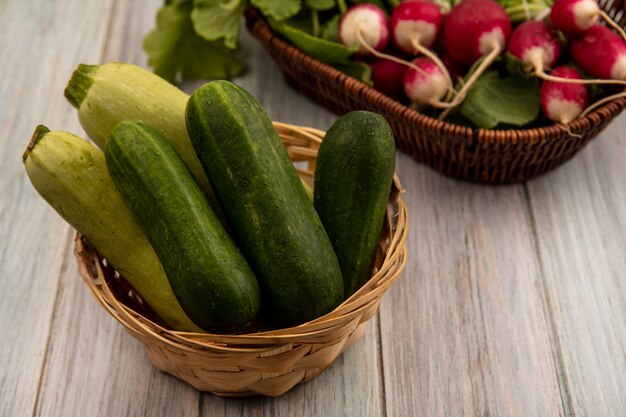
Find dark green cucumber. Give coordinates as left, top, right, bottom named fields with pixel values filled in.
left=314, top=111, right=395, bottom=296
left=186, top=81, right=343, bottom=327
left=104, top=121, right=260, bottom=333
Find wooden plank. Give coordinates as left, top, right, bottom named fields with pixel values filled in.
left=0, top=0, right=117, bottom=416
left=525, top=119, right=626, bottom=417
left=379, top=154, right=565, bottom=417
left=201, top=319, right=383, bottom=417
left=35, top=233, right=200, bottom=417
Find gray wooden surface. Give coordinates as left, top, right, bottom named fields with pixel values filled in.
left=1, top=0, right=624, bottom=416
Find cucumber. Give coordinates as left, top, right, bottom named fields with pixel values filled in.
left=64, top=63, right=223, bottom=218
left=23, top=126, right=201, bottom=332
left=104, top=121, right=260, bottom=333
left=186, top=81, right=343, bottom=327
left=313, top=111, right=395, bottom=296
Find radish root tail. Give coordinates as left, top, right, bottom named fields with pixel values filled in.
left=354, top=26, right=457, bottom=104
left=409, top=37, right=455, bottom=101
left=599, top=10, right=626, bottom=44
left=580, top=91, right=626, bottom=117
left=532, top=58, right=626, bottom=86
left=556, top=123, right=583, bottom=139
left=355, top=27, right=429, bottom=79
left=438, top=43, right=502, bottom=120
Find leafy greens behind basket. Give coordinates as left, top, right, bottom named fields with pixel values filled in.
left=143, top=0, right=383, bottom=84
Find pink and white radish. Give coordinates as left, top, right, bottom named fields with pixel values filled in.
left=507, top=21, right=561, bottom=76
left=568, top=25, right=626, bottom=115
left=339, top=4, right=390, bottom=55
left=391, top=1, right=444, bottom=53
left=550, top=0, right=626, bottom=41
left=390, top=1, right=452, bottom=95
left=540, top=66, right=588, bottom=123
left=570, top=24, right=626, bottom=80
left=550, top=0, right=599, bottom=35
left=339, top=3, right=455, bottom=103
left=443, top=0, right=512, bottom=67
left=439, top=0, right=512, bottom=118
left=403, top=57, right=449, bottom=106
left=508, top=21, right=626, bottom=89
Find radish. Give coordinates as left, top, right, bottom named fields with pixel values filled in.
left=441, top=53, right=465, bottom=83
left=339, top=4, right=390, bottom=55
left=390, top=1, right=452, bottom=96
left=339, top=3, right=456, bottom=101
left=443, top=0, right=511, bottom=67
left=439, top=0, right=512, bottom=118
left=550, top=0, right=626, bottom=41
left=550, top=0, right=599, bottom=35
left=370, top=54, right=410, bottom=101
left=403, top=57, right=449, bottom=106
left=507, top=21, right=561, bottom=75
left=508, top=22, right=626, bottom=88
left=391, top=1, right=444, bottom=54
left=540, top=66, right=588, bottom=123
left=570, top=25, right=626, bottom=80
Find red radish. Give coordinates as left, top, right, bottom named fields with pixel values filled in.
left=540, top=66, right=589, bottom=123
left=403, top=57, right=449, bottom=106
left=370, top=55, right=410, bottom=100
left=390, top=1, right=452, bottom=96
left=570, top=25, right=626, bottom=80
left=439, top=0, right=512, bottom=118
left=550, top=0, right=600, bottom=36
left=443, top=0, right=511, bottom=67
left=510, top=23, right=626, bottom=87
left=550, top=0, right=626, bottom=42
left=391, top=1, right=444, bottom=53
left=339, top=4, right=390, bottom=55
left=441, top=53, right=465, bottom=82
left=338, top=3, right=455, bottom=101
left=508, top=21, right=561, bottom=74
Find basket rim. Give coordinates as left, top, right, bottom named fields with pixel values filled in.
left=74, top=121, right=409, bottom=350
left=244, top=7, right=626, bottom=143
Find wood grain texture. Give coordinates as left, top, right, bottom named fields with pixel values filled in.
left=0, top=0, right=116, bottom=416
left=35, top=233, right=200, bottom=417
left=525, top=121, right=626, bottom=417
left=2, top=0, right=625, bottom=415
left=379, top=154, right=564, bottom=417
left=201, top=319, right=382, bottom=417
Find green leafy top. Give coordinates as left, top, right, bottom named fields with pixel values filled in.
left=458, top=71, right=540, bottom=129
left=144, top=0, right=245, bottom=82
left=191, top=0, right=246, bottom=49
left=143, top=0, right=374, bottom=84
left=251, top=0, right=301, bottom=20
left=269, top=18, right=356, bottom=64
left=307, top=0, right=336, bottom=11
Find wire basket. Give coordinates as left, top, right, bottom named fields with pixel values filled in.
left=73, top=122, right=408, bottom=397
left=245, top=2, right=626, bottom=183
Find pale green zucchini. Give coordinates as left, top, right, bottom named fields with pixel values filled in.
left=63, top=62, right=313, bottom=205
left=23, top=126, right=201, bottom=332
left=63, top=62, right=225, bottom=214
